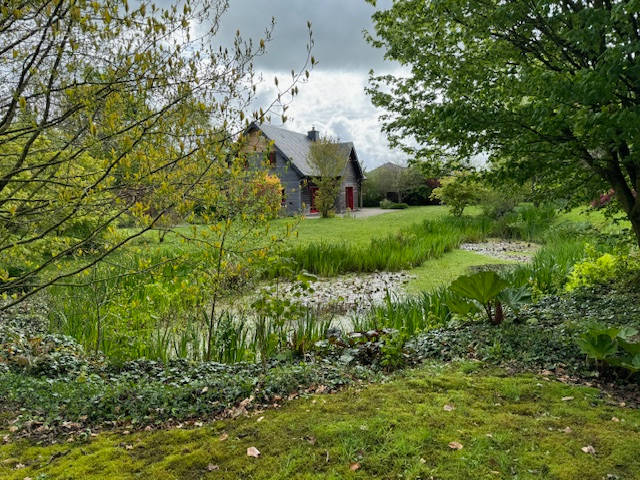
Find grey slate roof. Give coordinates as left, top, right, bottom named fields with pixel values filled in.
left=255, top=123, right=361, bottom=178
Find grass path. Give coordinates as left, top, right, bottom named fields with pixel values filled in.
left=272, top=205, right=456, bottom=247
left=406, top=249, right=515, bottom=293
left=2, top=364, right=639, bottom=480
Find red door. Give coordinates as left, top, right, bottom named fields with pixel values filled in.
left=345, top=186, right=354, bottom=210
left=310, top=187, right=319, bottom=213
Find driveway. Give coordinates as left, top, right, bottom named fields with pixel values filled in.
left=306, top=208, right=392, bottom=219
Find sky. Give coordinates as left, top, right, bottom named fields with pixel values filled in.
left=216, top=0, right=406, bottom=171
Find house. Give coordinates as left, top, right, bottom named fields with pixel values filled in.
left=244, top=122, right=365, bottom=215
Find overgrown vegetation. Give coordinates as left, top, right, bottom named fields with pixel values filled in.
left=2, top=365, right=639, bottom=480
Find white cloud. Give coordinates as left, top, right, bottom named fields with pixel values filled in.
left=255, top=69, right=409, bottom=170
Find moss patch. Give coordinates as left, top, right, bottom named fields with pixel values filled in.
left=2, top=364, right=639, bottom=480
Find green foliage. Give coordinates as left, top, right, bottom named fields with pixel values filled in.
left=566, top=251, right=618, bottom=292
left=379, top=199, right=409, bottom=209
left=308, top=138, right=347, bottom=218
left=0, top=0, right=309, bottom=304
left=363, top=163, right=431, bottom=206
left=429, top=175, right=479, bottom=217
left=366, top=0, right=640, bottom=245
left=277, top=215, right=492, bottom=277
left=410, top=285, right=640, bottom=375
left=3, top=366, right=639, bottom=480
left=577, top=325, right=640, bottom=375
left=508, top=239, right=588, bottom=295
left=353, top=289, right=453, bottom=336
left=449, top=271, right=509, bottom=324
left=479, top=183, right=522, bottom=219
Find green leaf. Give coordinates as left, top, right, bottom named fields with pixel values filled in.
left=576, top=332, right=618, bottom=361
left=450, top=271, right=509, bottom=305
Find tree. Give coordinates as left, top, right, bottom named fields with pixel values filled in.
left=430, top=174, right=478, bottom=216
left=308, top=137, right=347, bottom=217
left=366, top=0, right=640, bottom=246
left=0, top=0, right=313, bottom=307
left=366, top=163, right=428, bottom=204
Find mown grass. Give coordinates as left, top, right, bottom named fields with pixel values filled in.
left=2, top=364, right=639, bottom=480
left=407, top=250, right=516, bottom=293
left=273, top=205, right=459, bottom=246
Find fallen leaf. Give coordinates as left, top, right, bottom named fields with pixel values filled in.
left=219, top=432, right=228, bottom=441
left=305, top=436, right=316, bottom=445
left=194, top=421, right=203, bottom=427
left=256, top=416, right=265, bottom=423
left=207, top=463, right=219, bottom=471
left=443, top=404, right=455, bottom=412
left=201, top=386, right=208, bottom=394
left=611, top=417, right=620, bottom=422
left=561, top=396, right=574, bottom=402
left=581, top=445, right=596, bottom=454
left=349, top=462, right=360, bottom=471
left=448, top=441, right=464, bottom=450
left=125, top=444, right=133, bottom=450
left=419, top=458, right=426, bottom=464
left=247, top=447, right=261, bottom=458
left=562, top=427, right=572, bottom=434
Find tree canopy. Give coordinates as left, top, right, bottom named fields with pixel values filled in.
left=0, top=0, right=312, bottom=306
left=366, top=0, right=640, bottom=245
left=308, top=137, right=346, bottom=217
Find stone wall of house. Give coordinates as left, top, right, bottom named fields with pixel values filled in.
left=243, top=130, right=304, bottom=215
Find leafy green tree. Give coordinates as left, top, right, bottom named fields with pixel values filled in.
left=430, top=174, right=478, bottom=216
left=364, top=163, right=426, bottom=205
left=308, top=137, right=346, bottom=217
left=366, top=0, right=640, bottom=246
left=0, top=0, right=313, bottom=307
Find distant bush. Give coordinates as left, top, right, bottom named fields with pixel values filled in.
left=380, top=199, right=409, bottom=209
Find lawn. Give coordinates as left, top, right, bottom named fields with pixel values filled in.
left=406, top=250, right=515, bottom=293
left=2, top=364, right=638, bottom=480
left=272, top=205, right=454, bottom=246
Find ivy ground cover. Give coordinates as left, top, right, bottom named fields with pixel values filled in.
left=2, top=364, right=639, bottom=480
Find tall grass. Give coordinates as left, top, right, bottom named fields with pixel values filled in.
left=352, top=289, right=454, bottom=336
left=275, top=216, right=494, bottom=277
left=507, top=238, right=588, bottom=294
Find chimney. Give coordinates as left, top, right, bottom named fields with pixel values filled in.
left=307, top=126, right=319, bottom=142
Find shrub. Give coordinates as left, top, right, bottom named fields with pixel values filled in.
left=429, top=174, right=479, bottom=216
left=479, top=186, right=520, bottom=219
left=565, top=251, right=618, bottom=292
left=379, top=199, right=409, bottom=209
left=577, top=325, right=640, bottom=375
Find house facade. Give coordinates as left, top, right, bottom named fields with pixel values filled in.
left=244, top=122, right=364, bottom=215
